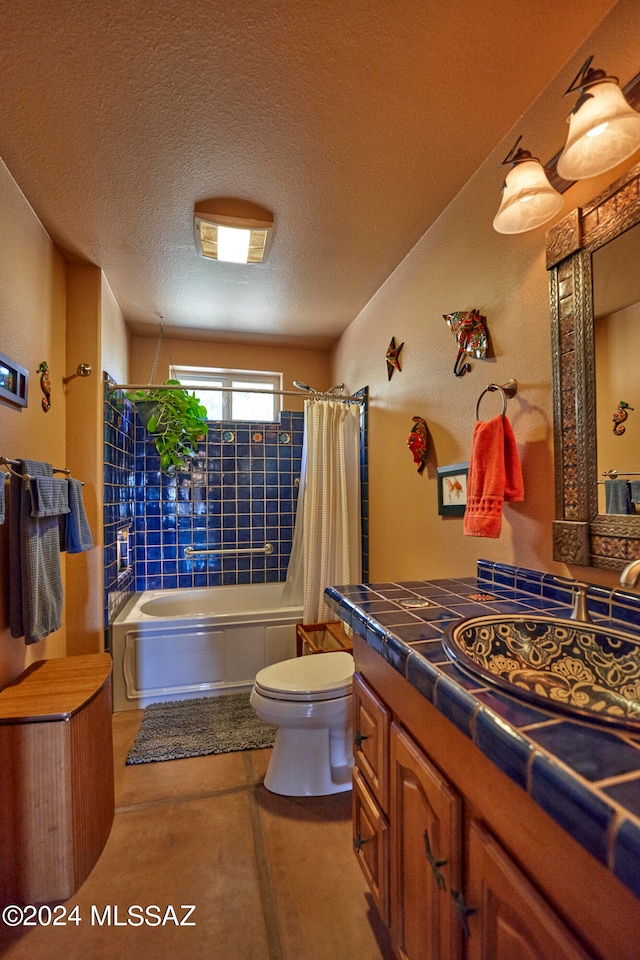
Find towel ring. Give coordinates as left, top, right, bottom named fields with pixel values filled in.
left=475, top=379, right=518, bottom=421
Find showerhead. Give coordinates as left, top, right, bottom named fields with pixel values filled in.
left=293, top=380, right=346, bottom=395
left=292, top=380, right=318, bottom=393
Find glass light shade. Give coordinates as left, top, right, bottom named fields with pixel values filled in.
left=493, top=159, right=564, bottom=235
left=557, top=81, right=640, bottom=180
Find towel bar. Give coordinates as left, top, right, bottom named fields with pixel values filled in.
left=475, top=379, right=517, bottom=421
left=0, top=456, right=83, bottom=484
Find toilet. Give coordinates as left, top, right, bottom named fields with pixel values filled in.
left=250, top=651, right=355, bottom=797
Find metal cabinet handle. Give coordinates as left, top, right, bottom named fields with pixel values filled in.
left=353, top=832, right=370, bottom=852
left=354, top=729, right=369, bottom=748
left=451, top=889, right=477, bottom=938
left=423, top=829, right=448, bottom=891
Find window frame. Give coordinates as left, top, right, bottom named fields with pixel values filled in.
left=170, top=365, right=283, bottom=422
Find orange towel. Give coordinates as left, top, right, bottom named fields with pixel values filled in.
left=463, top=414, right=524, bottom=538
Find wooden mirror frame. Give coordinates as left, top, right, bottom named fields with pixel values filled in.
left=547, top=162, right=640, bottom=569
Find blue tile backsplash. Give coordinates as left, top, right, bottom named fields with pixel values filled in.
left=103, top=377, right=369, bottom=628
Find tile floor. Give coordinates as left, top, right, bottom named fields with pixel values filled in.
left=0, top=710, right=395, bottom=960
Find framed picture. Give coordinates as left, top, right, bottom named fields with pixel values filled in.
left=0, top=350, right=28, bottom=408
left=437, top=462, right=469, bottom=516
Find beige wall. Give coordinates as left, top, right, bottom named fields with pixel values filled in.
left=101, top=275, right=130, bottom=385
left=129, top=334, right=332, bottom=412
left=331, top=0, right=640, bottom=590
left=0, top=159, right=68, bottom=687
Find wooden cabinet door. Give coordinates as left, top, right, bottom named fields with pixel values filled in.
left=390, top=722, right=463, bottom=960
left=353, top=767, right=390, bottom=923
left=465, top=820, right=595, bottom=960
left=353, top=672, right=390, bottom=810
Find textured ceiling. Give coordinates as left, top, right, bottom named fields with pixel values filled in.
left=1, top=0, right=617, bottom=347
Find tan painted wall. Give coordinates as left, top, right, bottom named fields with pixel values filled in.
left=129, top=335, right=331, bottom=412
left=0, top=159, right=68, bottom=687
left=331, top=0, right=640, bottom=591
left=101, top=275, right=130, bottom=385
left=65, top=265, right=105, bottom=655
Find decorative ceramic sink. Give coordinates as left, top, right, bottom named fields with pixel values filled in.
left=442, top=615, right=640, bottom=730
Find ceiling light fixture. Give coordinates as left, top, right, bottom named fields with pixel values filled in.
left=557, top=56, right=640, bottom=181
left=194, top=202, right=273, bottom=264
left=493, top=136, right=563, bottom=235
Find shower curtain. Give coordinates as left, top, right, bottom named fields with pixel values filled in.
left=283, top=398, right=362, bottom=623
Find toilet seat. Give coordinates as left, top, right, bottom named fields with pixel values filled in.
left=254, top=652, right=354, bottom=702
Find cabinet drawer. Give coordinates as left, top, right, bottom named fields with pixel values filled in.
left=353, top=672, right=390, bottom=811
left=353, top=768, right=390, bottom=924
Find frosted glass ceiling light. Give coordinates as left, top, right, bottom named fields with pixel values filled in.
left=557, top=56, right=640, bottom=181
left=194, top=205, right=273, bottom=264
left=493, top=137, right=563, bottom=235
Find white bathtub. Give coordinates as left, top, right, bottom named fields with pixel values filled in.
left=110, top=582, right=302, bottom=711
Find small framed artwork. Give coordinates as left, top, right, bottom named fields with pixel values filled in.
left=0, top=351, right=29, bottom=408
left=437, top=462, right=469, bottom=516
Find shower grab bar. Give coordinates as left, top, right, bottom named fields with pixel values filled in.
left=184, top=543, right=274, bottom=559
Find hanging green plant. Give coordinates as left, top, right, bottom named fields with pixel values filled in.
left=127, top=379, right=208, bottom=474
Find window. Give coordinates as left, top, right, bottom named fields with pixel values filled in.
left=170, top=366, right=282, bottom=422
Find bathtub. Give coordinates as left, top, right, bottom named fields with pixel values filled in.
left=110, top=582, right=302, bottom=712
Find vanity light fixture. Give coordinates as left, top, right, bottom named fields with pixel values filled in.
left=557, top=56, right=640, bottom=181
left=194, top=205, right=273, bottom=264
left=493, top=137, right=563, bottom=235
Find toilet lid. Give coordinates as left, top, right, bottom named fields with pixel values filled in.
left=254, top=652, right=354, bottom=701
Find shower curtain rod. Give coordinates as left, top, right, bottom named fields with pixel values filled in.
left=107, top=380, right=365, bottom=403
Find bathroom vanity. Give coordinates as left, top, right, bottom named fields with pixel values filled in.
left=326, top=563, right=640, bottom=960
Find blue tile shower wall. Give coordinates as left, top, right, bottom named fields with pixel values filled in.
left=133, top=414, right=303, bottom=590
left=103, top=376, right=136, bottom=627
left=103, top=383, right=369, bottom=625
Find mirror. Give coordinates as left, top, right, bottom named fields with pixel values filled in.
left=593, top=224, right=640, bottom=514
left=547, top=161, right=640, bottom=569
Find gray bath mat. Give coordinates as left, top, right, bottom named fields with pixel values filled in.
left=126, top=692, right=277, bottom=765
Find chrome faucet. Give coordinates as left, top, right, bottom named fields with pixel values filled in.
left=570, top=581, right=591, bottom=622
left=620, top=559, right=640, bottom=590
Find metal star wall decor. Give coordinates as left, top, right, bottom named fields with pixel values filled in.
left=385, top=336, right=404, bottom=380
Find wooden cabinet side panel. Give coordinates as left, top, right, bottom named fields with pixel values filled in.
left=70, top=678, right=115, bottom=889
left=466, top=820, right=594, bottom=960
left=0, top=721, right=73, bottom=905
left=390, top=722, right=463, bottom=960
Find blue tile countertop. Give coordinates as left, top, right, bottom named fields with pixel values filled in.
left=324, top=559, right=640, bottom=901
